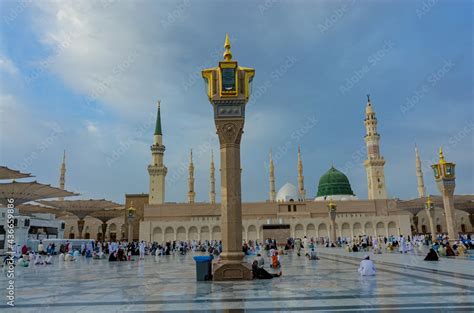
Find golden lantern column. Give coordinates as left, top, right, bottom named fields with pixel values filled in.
left=425, top=196, right=436, bottom=242
left=431, top=148, right=457, bottom=242
left=127, top=202, right=136, bottom=242
left=328, top=200, right=337, bottom=243
left=202, top=34, right=255, bottom=281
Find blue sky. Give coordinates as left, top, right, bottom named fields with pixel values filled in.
left=0, top=0, right=472, bottom=204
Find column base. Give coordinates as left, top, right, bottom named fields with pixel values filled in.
left=212, top=261, right=253, bottom=281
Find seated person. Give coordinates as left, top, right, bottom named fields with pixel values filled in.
left=252, top=260, right=281, bottom=279
left=352, top=244, right=359, bottom=252
left=255, top=253, right=265, bottom=268
left=109, top=252, right=118, bottom=262
left=424, top=248, right=439, bottom=261
left=44, top=254, right=53, bottom=265
left=445, top=244, right=455, bottom=257
left=18, top=257, right=29, bottom=267
left=59, top=253, right=65, bottom=262
left=307, top=248, right=319, bottom=260
left=358, top=255, right=376, bottom=276
left=65, top=253, right=75, bottom=261
left=34, top=255, right=44, bottom=265
left=271, top=251, right=280, bottom=268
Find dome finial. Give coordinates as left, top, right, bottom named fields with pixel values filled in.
left=367, top=94, right=371, bottom=103
left=223, top=33, right=232, bottom=61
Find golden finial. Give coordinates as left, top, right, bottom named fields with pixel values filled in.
left=223, top=33, right=232, bottom=61
left=439, top=147, right=446, bottom=164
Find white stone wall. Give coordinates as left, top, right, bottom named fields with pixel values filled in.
left=139, top=214, right=411, bottom=243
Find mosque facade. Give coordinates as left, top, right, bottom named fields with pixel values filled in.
left=60, top=98, right=472, bottom=242
left=133, top=97, right=462, bottom=243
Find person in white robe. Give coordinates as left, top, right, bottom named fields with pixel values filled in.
left=303, top=236, right=309, bottom=256
left=399, top=236, right=407, bottom=253
left=358, top=255, right=376, bottom=276
left=34, top=254, right=44, bottom=265
left=45, top=254, right=53, bottom=265
left=139, top=241, right=145, bottom=259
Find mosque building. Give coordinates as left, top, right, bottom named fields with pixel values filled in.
left=60, top=97, right=472, bottom=242
left=129, top=96, right=470, bottom=243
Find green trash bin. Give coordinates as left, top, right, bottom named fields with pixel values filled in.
left=193, top=255, right=213, bottom=281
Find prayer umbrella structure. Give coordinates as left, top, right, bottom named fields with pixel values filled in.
left=0, top=181, right=77, bottom=206
left=37, top=199, right=121, bottom=239
left=17, top=203, right=71, bottom=217
left=90, top=207, right=125, bottom=241
left=0, top=166, right=33, bottom=180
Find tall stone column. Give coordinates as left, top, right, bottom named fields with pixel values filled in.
left=77, top=219, right=85, bottom=239
left=101, top=223, right=108, bottom=241
left=214, top=120, right=249, bottom=266
left=426, top=207, right=436, bottom=242
left=431, top=148, right=457, bottom=242
left=412, top=215, right=419, bottom=234
left=328, top=201, right=337, bottom=243
left=202, top=34, right=255, bottom=281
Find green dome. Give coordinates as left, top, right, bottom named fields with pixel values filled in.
left=316, top=166, right=354, bottom=197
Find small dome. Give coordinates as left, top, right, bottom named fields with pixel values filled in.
left=315, top=166, right=355, bottom=200
left=276, top=182, right=301, bottom=202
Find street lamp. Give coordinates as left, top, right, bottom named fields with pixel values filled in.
left=431, top=147, right=456, bottom=242
left=424, top=195, right=436, bottom=242
left=327, top=200, right=337, bottom=244
left=127, top=201, right=136, bottom=243
left=202, top=34, right=255, bottom=281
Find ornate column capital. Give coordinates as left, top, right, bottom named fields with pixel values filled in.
left=215, top=119, right=244, bottom=146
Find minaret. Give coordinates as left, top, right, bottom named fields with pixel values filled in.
left=210, top=150, right=216, bottom=204
left=58, top=150, right=66, bottom=201
left=297, top=146, right=306, bottom=200
left=188, top=149, right=196, bottom=203
left=415, top=145, right=426, bottom=198
left=148, top=101, right=168, bottom=205
left=269, top=150, right=276, bottom=202
left=363, top=95, right=388, bottom=199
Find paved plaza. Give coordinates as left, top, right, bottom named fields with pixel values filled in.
left=1, top=248, right=473, bottom=312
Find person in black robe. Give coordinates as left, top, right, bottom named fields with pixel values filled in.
left=252, top=260, right=281, bottom=279
left=424, top=248, right=439, bottom=261
left=109, top=252, right=117, bottom=262
left=352, top=244, right=359, bottom=252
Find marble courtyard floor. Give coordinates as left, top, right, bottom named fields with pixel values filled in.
left=1, top=248, right=473, bottom=312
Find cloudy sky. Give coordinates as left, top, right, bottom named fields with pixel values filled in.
left=0, top=0, right=472, bottom=204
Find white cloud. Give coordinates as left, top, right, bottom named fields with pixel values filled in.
left=85, top=120, right=99, bottom=135
left=0, top=55, right=19, bottom=76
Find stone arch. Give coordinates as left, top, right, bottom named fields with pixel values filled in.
left=341, top=222, right=351, bottom=238
left=387, top=221, right=397, bottom=236
left=364, top=222, right=374, bottom=236
left=353, top=222, right=362, bottom=236
left=164, top=226, right=174, bottom=242
left=201, top=226, right=210, bottom=241
left=152, top=227, right=162, bottom=243
left=295, top=224, right=304, bottom=238
left=188, top=226, right=198, bottom=240
left=212, top=226, right=221, bottom=241
left=176, top=226, right=186, bottom=241
left=307, top=223, right=316, bottom=238
left=376, top=222, right=385, bottom=236
left=247, top=225, right=257, bottom=241
left=318, top=223, right=328, bottom=238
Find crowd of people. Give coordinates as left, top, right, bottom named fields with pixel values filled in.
left=3, top=232, right=472, bottom=279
